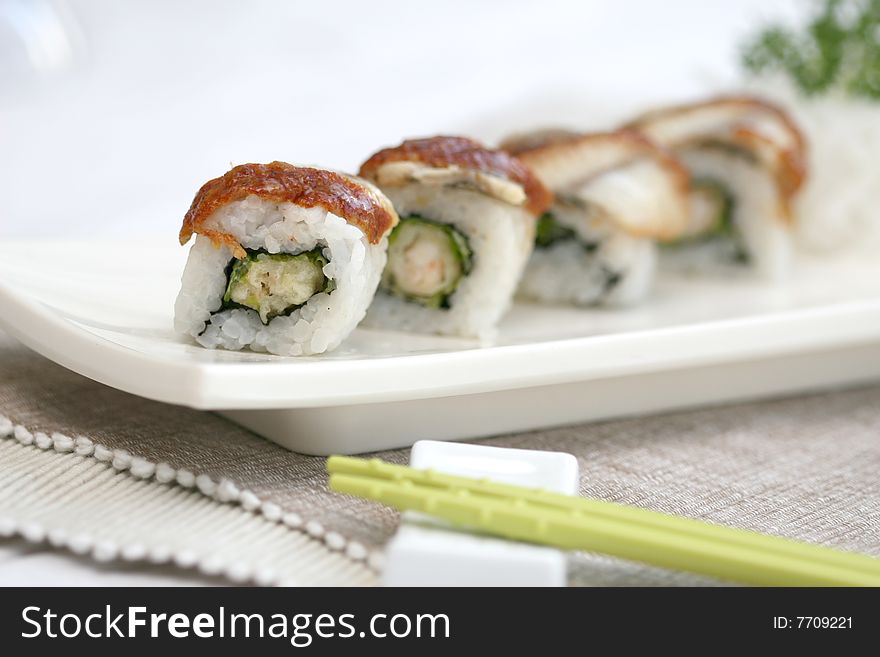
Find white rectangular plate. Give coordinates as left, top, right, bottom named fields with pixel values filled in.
left=2, top=240, right=880, bottom=454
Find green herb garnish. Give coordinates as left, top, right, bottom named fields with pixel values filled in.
left=742, top=0, right=880, bottom=99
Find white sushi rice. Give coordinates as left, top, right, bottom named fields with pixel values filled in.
left=362, top=186, right=534, bottom=340
left=518, top=206, right=656, bottom=307
left=662, top=148, right=792, bottom=281
left=745, top=75, right=880, bottom=254
left=174, top=196, right=386, bottom=356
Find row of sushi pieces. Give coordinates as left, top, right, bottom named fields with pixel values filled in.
left=174, top=95, right=807, bottom=356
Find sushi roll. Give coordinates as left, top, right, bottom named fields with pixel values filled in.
left=625, top=96, right=808, bottom=279
left=174, top=162, right=398, bottom=356
left=358, top=136, right=552, bottom=339
left=502, top=129, right=689, bottom=306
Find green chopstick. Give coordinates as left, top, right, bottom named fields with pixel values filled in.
left=329, top=456, right=880, bottom=577
left=327, top=456, right=880, bottom=587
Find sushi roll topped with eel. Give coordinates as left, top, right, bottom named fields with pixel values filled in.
left=359, top=136, right=552, bottom=339
left=174, top=162, right=398, bottom=356
left=502, top=129, right=689, bottom=306
left=626, top=96, right=807, bottom=279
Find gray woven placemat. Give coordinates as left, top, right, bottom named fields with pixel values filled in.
left=1, top=331, right=878, bottom=585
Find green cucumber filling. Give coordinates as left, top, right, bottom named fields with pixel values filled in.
left=381, top=215, right=472, bottom=309
left=535, top=212, right=576, bottom=248
left=690, top=178, right=735, bottom=238
left=223, top=249, right=333, bottom=324
left=535, top=211, right=597, bottom=252
left=673, top=178, right=748, bottom=262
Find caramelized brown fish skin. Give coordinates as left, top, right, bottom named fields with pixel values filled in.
left=358, top=135, right=553, bottom=216
left=179, top=162, right=399, bottom=256
left=500, top=128, right=691, bottom=241
left=625, top=95, right=808, bottom=211
left=502, top=128, right=690, bottom=193
left=627, top=95, right=807, bottom=152
left=497, top=128, right=584, bottom=156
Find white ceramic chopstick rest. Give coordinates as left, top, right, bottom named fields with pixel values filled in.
left=381, top=440, right=579, bottom=587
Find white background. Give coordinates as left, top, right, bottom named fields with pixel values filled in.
left=1, top=0, right=801, bottom=240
